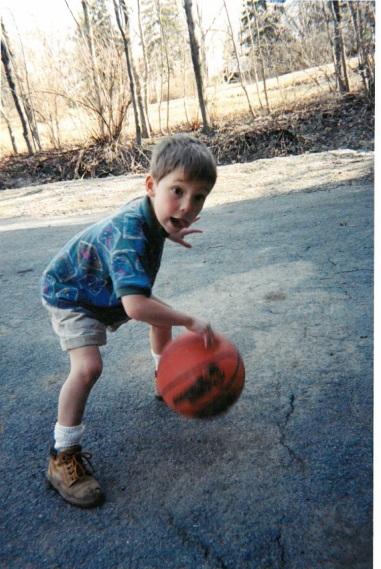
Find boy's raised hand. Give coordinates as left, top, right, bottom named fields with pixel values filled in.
left=168, top=216, right=203, bottom=249
left=168, top=227, right=203, bottom=248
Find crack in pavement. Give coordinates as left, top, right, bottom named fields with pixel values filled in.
left=274, top=397, right=303, bottom=569
left=165, top=511, right=230, bottom=569
left=285, top=393, right=295, bottom=424
left=277, top=392, right=306, bottom=470
left=275, top=525, right=287, bottom=569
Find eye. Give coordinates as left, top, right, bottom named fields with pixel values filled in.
left=171, top=186, right=183, bottom=197
left=194, top=194, right=206, bottom=204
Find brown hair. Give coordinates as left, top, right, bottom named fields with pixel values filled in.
left=150, top=134, right=217, bottom=190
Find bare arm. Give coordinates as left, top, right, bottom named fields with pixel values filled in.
left=122, top=294, right=214, bottom=342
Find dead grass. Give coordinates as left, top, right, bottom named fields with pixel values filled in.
left=0, top=58, right=361, bottom=156
left=0, top=87, right=373, bottom=191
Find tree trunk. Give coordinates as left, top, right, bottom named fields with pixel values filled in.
left=349, top=1, right=374, bottom=99
left=1, top=110, right=18, bottom=154
left=244, top=2, right=264, bottom=110
left=348, top=1, right=366, bottom=91
left=358, top=1, right=375, bottom=98
left=81, top=0, right=106, bottom=137
left=1, top=39, right=33, bottom=154
left=182, top=35, right=190, bottom=126
left=252, top=1, right=270, bottom=112
left=183, top=0, right=209, bottom=132
left=195, top=3, right=209, bottom=83
left=134, top=67, right=150, bottom=138
left=17, top=41, right=42, bottom=150
left=113, top=0, right=142, bottom=144
left=330, top=0, right=350, bottom=93
left=136, top=0, right=152, bottom=134
left=224, top=0, right=256, bottom=119
left=321, top=0, right=338, bottom=92
left=155, top=0, right=171, bottom=133
left=1, top=22, right=41, bottom=151
left=23, top=99, right=41, bottom=151
left=116, top=1, right=148, bottom=138
left=155, top=59, right=164, bottom=134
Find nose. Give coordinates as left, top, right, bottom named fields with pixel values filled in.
left=180, top=197, right=193, bottom=216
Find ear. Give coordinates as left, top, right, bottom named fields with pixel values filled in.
left=145, top=174, right=155, bottom=197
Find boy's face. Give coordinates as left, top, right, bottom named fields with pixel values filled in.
left=146, top=168, right=211, bottom=235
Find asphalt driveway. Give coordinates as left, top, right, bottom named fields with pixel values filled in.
left=0, top=151, right=373, bottom=569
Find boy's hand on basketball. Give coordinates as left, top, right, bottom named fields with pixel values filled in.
left=168, top=227, right=203, bottom=249
left=187, top=318, right=215, bottom=348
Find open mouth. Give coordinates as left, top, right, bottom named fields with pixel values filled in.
left=170, top=217, right=189, bottom=230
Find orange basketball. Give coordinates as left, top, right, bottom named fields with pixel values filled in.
left=157, top=332, right=245, bottom=418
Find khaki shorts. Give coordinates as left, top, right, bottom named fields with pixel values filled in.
left=42, top=300, right=127, bottom=351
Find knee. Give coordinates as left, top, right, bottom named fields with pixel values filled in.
left=75, top=357, right=103, bottom=387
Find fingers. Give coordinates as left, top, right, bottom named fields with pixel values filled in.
left=178, top=229, right=202, bottom=247
left=187, top=318, right=214, bottom=345
left=183, top=228, right=203, bottom=236
left=203, top=323, right=215, bottom=349
left=178, top=240, right=192, bottom=249
left=168, top=228, right=203, bottom=248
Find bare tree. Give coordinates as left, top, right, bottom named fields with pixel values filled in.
left=181, top=32, right=191, bottom=126
left=116, top=0, right=151, bottom=140
left=250, top=1, right=270, bottom=111
left=113, top=0, right=142, bottom=144
left=136, top=0, right=152, bottom=134
left=348, top=0, right=374, bottom=100
left=155, top=0, right=172, bottom=133
left=1, top=22, right=41, bottom=151
left=183, top=0, right=209, bottom=132
left=81, top=0, right=106, bottom=137
left=14, top=25, right=42, bottom=151
left=329, top=0, right=349, bottom=93
left=1, top=109, right=18, bottom=153
left=64, top=0, right=132, bottom=142
left=134, top=67, right=151, bottom=138
left=242, top=1, right=264, bottom=110
left=1, top=36, right=33, bottom=154
left=113, top=0, right=150, bottom=138
left=195, top=3, right=209, bottom=83
left=224, top=0, right=256, bottom=119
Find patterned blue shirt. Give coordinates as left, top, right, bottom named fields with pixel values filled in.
left=41, top=196, right=167, bottom=325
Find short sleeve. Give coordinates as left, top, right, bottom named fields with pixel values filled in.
left=111, top=248, right=151, bottom=297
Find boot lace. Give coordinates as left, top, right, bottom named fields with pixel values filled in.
left=61, top=450, right=94, bottom=485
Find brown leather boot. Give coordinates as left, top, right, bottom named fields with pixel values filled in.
left=47, top=445, right=104, bottom=508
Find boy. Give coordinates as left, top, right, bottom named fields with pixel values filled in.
left=41, top=134, right=217, bottom=508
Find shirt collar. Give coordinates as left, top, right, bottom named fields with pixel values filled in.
left=142, top=195, right=168, bottom=239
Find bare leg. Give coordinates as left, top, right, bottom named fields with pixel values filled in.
left=150, top=325, right=171, bottom=399
left=58, top=345, right=103, bottom=426
left=149, top=324, right=172, bottom=355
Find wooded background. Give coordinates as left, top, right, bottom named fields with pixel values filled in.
left=0, top=0, right=375, bottom=156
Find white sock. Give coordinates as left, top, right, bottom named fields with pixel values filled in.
left=151, top=350, right=161, bottom=371
left=54, top=422, right=85, bottom=450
